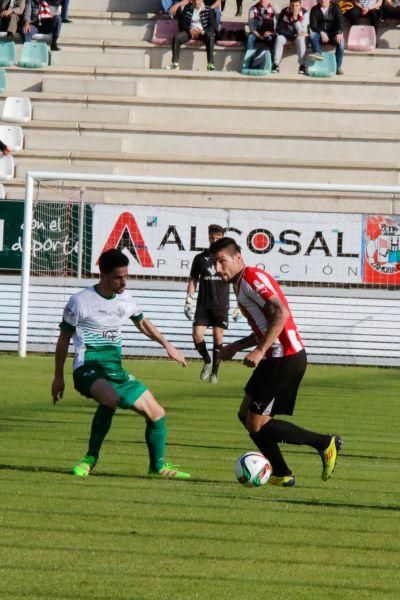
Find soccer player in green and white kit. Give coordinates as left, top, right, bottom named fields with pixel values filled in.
left=51, top=248, right=190, bottom=479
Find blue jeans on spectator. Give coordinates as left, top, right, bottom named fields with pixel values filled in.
left=309, top=30, right=344, bottom=68
left=246, top=32, right=275, bottom=52
left=24, top=16, right=62, bottom=44
left=62, top=0, right=70, bottom=21
left=161, top=0, right=180, bottom=13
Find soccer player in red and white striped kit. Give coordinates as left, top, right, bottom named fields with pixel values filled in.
left=210, top=237, right=343, bottom=487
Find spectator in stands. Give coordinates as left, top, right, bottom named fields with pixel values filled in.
left=166, top=0, right=224, bottom=32
left=382, top=0, right=400, bottom=17
left=309, top=0, right=345, bottom=74
left=22, top=0, right=63, bottom=51
left=0, top=0, right=26, bottom=38
left=247, top=0, right=279, bottom=53
left=272, top=0, right=309, bottom=74
left=166, top=0, right=216, bottom=70
left=61, top=0, right=70, bottom=23
left=344, top=0, right=382, bottom=38
left=0, top=140, right=10, bottom=154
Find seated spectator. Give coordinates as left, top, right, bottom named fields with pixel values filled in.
left=272, top=0, right=309, bottom=74
left=0, top=0, right=25, bottom=38
left=247, top=0, right=279, bottom=52
left=344, top=0, right=382, bottom=37
left=166, top=0, right=224, bottom=32
left=22, top=0, right=63, bottom=51
left=61, top=0, right=70, bottom=23
left=309, top=0, right=345, bottom=74
left=166, top=0, right=216, bottom=70
left=382, top=0, right=400, bottom=17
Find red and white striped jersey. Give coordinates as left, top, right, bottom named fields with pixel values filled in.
left=234, top=266, right=304, bottom=358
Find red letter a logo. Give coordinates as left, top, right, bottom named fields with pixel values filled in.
left=98, top=212, right=154, bottom=268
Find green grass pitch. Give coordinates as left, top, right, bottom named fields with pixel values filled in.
left=0, top=354, right=399, bottom=600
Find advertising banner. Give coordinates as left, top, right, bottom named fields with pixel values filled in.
left=91, top=205, right=364, bottom=284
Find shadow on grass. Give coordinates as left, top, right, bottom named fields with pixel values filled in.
left=1, top=463, right=399, bottom=513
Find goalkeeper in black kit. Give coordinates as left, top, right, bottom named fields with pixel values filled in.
left=184, top=224, right=240, bottom=384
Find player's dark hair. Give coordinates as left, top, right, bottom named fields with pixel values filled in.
left=209, top=237, right=241, bottom=256
left=98, top=249, right=129, bottom=273
left=208, top=224, right=225, bottom=235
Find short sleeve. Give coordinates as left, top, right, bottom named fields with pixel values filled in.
left=62, top=294, right=80, bottom=328
left=128, top=297, right=143, bottom=321
left=190, top=254, right=201, bottom=280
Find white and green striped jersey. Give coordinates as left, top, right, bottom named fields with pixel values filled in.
left=61, top=286, right=143, bottom=377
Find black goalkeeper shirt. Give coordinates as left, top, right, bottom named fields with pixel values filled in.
left=190, top=250, right=230, bottom=310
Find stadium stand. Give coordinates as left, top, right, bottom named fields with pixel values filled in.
left=0, top=0, right=398, bottom=208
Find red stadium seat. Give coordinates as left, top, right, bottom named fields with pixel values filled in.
left=152, top=19, right=179, bottom=45
left=347, top=25, right=376, bottom=51
left=152, top=19, right=203, bottom=46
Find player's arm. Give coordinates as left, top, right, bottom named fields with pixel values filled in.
left=52, top=329, right=73, bottom=403
left=219, top=333, right=258, bottom=361
left=243, top=294, right=289, bottom=368
left=131, top=316, right=186, bottom=367
left=184, top=276, right=197, bottom=320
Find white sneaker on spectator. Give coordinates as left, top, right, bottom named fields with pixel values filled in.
left=166, top=62, right=179, bottom=70
left=309, top=53, right=324, bottom=61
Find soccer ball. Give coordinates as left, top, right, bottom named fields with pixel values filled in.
left=235, top=451, right=272, bottom=487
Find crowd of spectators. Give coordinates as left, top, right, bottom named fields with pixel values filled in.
left=0, top=0, right=71, bottom=50
left=162, top=0, right=400, bottom=74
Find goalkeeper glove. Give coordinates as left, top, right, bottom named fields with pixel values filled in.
left=232, top=306, right=242, bottom=322
left=184, top=294, right=194, bottom=320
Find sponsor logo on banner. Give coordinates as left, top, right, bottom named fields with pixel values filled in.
left=363, top=215, right=400, bottom=284
left=91, top=205, right=365, bottom=284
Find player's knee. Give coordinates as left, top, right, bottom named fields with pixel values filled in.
left=150, top=405, right=165, bottom=421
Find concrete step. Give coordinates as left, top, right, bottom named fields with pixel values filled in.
left=20, top=119, right=400, bottom=162
left=23, top=131, right=125, bottom=153
left=50, top=48, right=150, bottom=69
left=6, top=65, right=400, bottom=106
left=13, top=147, right=400, bottom=186
left=60, top=21, right=155, bottom=42
left=132, top=69, right=400, bottom=105
left=32, top=103, right=134, bottom=125
left=69, top=0, right=160, bottom=12
left=27, top=95, right=400, bottom=135
left=8, top=158, right=400, bottom=214
left=42, top=76, right=139, bottom=96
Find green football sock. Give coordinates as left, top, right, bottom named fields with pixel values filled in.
left=87, top=404, right=115, bottom=460
left=145, top=416, right=167, bottom=472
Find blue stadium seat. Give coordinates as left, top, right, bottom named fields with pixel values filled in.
left=307, top=51, right=337, bottom=78
left=0, top=69, right=6, bottom=93
left=19, top=41, right=49, bottom=69
left=241, top=49, right=271, bottom=76
left=0, top=40, right=16, bottom=67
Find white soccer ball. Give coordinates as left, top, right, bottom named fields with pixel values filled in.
left=235, top=451, right=272, bottom=487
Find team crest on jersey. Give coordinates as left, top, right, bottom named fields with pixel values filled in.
left=103, top=329, right=119, bottom=342
left=117, top=307, right=125, bottom=318
left=363, top=216, right=400, bottom=284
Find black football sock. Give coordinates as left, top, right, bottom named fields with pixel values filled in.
left=195, top=340, right=211, bottom=364
left=212, top=343, right=223, bottom=376
left=87, top=404, right=115, bottom=460
left=262, top=419, right=331, bottom=452
left=250, top=432, right=292, bottom=476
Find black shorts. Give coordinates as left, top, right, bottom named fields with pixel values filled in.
left=245, top=349, right=307, bottom=416
left=193, top=307, right=229, bottom=329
